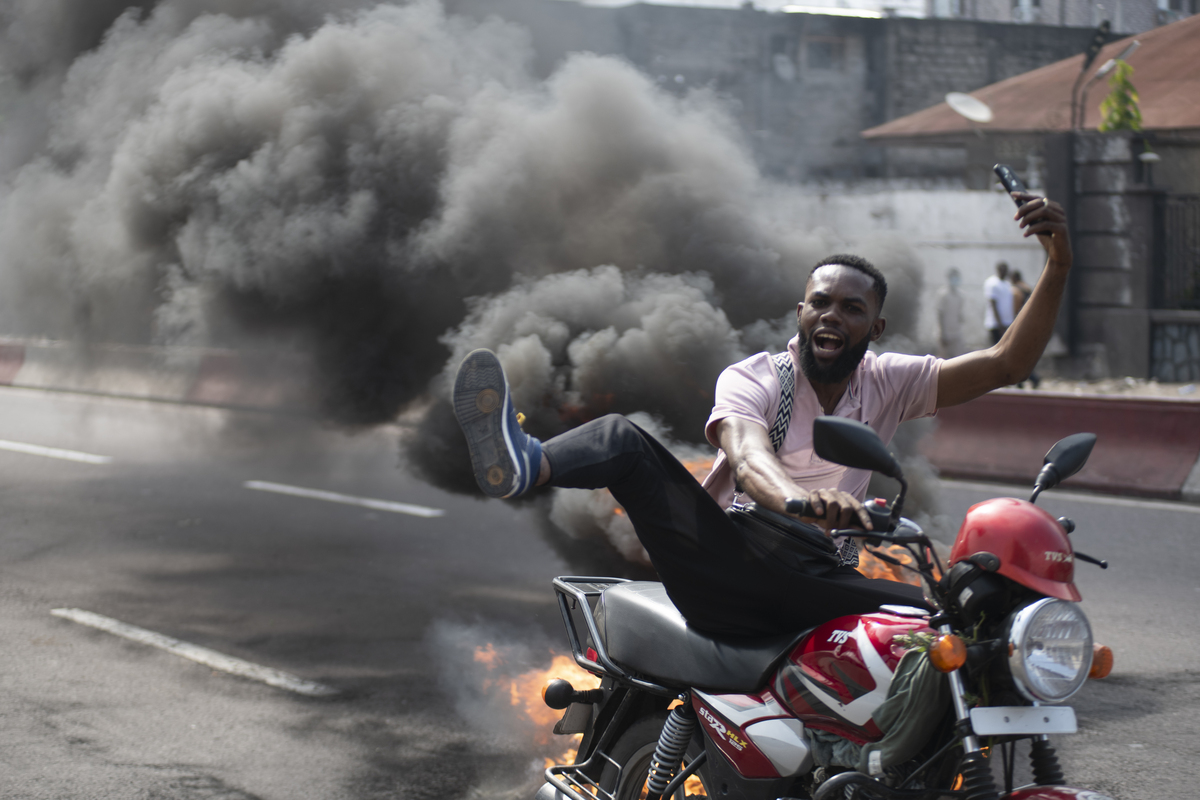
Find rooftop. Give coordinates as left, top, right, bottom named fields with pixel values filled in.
left=862, top=12, right=1200, bottom=142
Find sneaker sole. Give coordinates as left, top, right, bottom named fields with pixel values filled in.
left=452, top=350, right=523, bottom=498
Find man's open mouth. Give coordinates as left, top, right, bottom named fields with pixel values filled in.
left=812, top=331, right=845, bottom=355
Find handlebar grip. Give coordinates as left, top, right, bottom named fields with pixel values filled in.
left=787, top=497, right=892, bottom=532
left=784, top=497, right=815, bottom=517
left=865, top=502, right=892, bottom=532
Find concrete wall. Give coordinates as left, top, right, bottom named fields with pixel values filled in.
left=6, top=335, right=1198, bottom=502
left=1148, top=133, right=1200, bottom=196
left=449, top=0, right=1120, bottom=181
left=0, top=339, right=315, bottom=413
left=1069, top=131, right=1159, bottom=377
left=779, top=187, right=1048, bottom=350
left=921, top=388, right=1200, bottom=500
left=959, top=0, right=1164, bottom=32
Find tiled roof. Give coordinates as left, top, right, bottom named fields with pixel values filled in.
left=862, top=13, right=1200, bottom=141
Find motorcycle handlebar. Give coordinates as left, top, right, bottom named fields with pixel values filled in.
left=784, top=498, right=815, bottom=517
left=786, top=497, right=896, bottom=535
left=829, top=529, right=927, bottom=543
left=782, top=494, right=897, bottom=532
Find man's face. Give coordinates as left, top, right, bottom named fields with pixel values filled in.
left=797, top=265, right=885, bottom=385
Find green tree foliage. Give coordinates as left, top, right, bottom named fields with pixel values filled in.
left=1098, top=60, right=1143, bottom=132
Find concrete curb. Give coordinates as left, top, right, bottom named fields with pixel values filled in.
left=0, top=338, right=315, bottom=414
left=921, top=389, right=1200, bottom=501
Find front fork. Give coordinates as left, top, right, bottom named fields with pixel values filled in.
left=942, top=625, right=1065, bottom=800
left=942, top=623, right=1000, bottom=800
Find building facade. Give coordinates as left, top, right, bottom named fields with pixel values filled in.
left=450, top=0, right=1124, bottom=181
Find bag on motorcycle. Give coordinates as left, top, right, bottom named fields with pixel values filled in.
left=856, top=648, right=951, bottom=776
left=725, top=503, right=841, bottom=575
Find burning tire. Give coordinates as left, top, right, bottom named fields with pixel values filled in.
left=600, top=713, right=710, bottom=800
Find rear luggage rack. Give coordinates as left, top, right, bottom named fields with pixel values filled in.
left=547, top=578, right=678, bottom=800
left=552, top=576, right=674, bottom=694
left=542, top=665, right=652, bottom=800
left=545, top=749, right=621, bottom=800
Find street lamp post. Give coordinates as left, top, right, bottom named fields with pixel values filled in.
left=1075, top=40, right=1142, bottom=131
left=1070, top=21, right=1112, bottom=130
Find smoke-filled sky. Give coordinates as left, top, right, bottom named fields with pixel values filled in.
left=0, top=0, right=925, bottom=480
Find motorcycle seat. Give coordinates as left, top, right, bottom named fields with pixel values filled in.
left=597, top=581, right=806, bottom=693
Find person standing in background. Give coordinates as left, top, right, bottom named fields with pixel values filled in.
left=983, top=261, right=1014, bottom=345
left=936, top=267, right=965, bottom=358
left=1010, top=269, right=1033, bottom=315
left=1010, top=269, right=1041, bottom=388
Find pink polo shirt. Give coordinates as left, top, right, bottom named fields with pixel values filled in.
left=702, top=335, right=941, bottom=508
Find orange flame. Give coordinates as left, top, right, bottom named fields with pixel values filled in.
left=856, top=543, right=941, bottom=585
left=682, top=457, right=716, bottom=481
left=473, top=642, right=501, bottom=668
left=474, top=646, right=602, bottom=748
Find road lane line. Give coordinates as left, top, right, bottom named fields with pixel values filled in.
left=942, top=479, right=1200, bottom=515
left=50, top=608, right=338, bottom=698
left=244, top=480, right=445, bottom=518
left=0, top=439, right=111, bottom=464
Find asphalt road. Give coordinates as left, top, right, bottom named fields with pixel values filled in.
left=0, top=386, right=1194, bottom=799
left=937, top=480, right=1200, bottom=800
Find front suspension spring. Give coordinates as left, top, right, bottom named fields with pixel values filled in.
left=959, top=751, right=1000, bottom=800
left=1029, top=737, right=1066, bottom=786
left=645, top=703, right=696, bottom=800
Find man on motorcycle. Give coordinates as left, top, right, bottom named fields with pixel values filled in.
left=453, top=191, right=1071, bottom=638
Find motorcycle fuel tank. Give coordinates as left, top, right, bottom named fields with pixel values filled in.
left=771, top=611, right=932, bottom=743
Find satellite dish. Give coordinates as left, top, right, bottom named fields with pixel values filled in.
left=946, top=92, right=994, bottom=124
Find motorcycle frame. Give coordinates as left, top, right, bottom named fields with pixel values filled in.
left=547, top=569, right=1089, bottom=800
left=546, top=577, right=691, bottom=800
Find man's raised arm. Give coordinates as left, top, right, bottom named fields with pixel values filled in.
left=937, top=192, right=1073, bottom=409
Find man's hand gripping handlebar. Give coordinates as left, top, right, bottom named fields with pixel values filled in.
left=784, top=493, right=891, bottom=534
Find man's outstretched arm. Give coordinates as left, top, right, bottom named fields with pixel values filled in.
left=714, top=417, right=873, bottom=530
left=938, top=192, right=1073, bottom=408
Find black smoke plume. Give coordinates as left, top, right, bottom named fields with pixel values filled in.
left=0, top=0, right=931, bottom=501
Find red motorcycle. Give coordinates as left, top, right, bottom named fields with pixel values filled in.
left=535, top=417, right=1114, bottom=800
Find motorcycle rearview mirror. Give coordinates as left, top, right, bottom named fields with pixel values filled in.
left=1030, top=432, right=1097, bottom=503
left=813, top=417, right=908, bottom=522
left=812, top=417, right=903, bottom=480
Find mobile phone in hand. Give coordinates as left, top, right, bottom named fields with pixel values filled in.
left=993, top=163, right=1027, bottom=207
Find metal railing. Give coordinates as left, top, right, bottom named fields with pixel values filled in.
left=1156, top=194, right=1200, bottom=310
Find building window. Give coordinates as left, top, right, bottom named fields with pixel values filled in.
left=806, top=37, right=845, bottom=71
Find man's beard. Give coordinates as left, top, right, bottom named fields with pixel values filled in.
left=797, top=324, right=872, bottom=385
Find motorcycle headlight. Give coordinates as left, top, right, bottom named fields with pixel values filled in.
left=1007, top=598, right=1093, bottom=703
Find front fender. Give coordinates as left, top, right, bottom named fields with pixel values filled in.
left=1008, top=788, right=1114, bottom=800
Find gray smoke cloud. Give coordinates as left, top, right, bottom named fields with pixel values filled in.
left=0, top=0, right=940, bottom=550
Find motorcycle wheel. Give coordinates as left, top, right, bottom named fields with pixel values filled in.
left=600, top=713, right=710, bottom=800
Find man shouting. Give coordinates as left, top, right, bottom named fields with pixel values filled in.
left=451, top=191, right=1070, bottom=637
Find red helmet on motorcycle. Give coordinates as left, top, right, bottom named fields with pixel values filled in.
left=949, top=498, right=1080, bottom=602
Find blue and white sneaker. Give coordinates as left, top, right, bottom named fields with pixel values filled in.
left=452, top=349, right=543, bottom=499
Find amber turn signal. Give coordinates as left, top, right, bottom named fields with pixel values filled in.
left=1089, top=643, right=1114, bottom=679
left=928, top=634, right=968, bottom=672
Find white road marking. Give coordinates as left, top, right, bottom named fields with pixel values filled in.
left=942, top=479, right=1200, bottom=515
left=50, top=608, right=338, bottom=697
left=0, top=439, right=111, bottom=464
left=244, top=480, right=445, bottom=518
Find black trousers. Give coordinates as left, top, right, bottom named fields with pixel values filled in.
left=543, top=415, right=927, bottom=638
